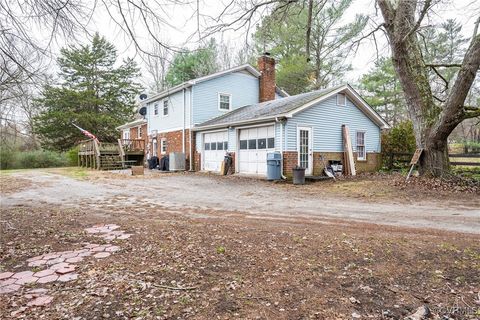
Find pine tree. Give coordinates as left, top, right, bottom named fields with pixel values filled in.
left=35, top=33, right=142, bottom=151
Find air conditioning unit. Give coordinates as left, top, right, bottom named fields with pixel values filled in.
left=169, top=152, right=186, bottom=171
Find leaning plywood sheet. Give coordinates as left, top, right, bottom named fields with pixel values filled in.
left=342, top=125, right=356, bottom=176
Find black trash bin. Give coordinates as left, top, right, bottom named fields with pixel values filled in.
left=292, top=166, right=306, bottom=185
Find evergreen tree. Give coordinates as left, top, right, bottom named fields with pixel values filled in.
left=35, top=33, right=142, bottom=151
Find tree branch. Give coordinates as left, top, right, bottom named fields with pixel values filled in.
left=402, top=0, right=432, bottom=42
left=424, top=63, right=462, bottom=68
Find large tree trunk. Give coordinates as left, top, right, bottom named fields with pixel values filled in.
left=378, top=0, right=480, bottom=177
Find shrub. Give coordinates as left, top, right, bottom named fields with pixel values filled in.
left=382, top=121, right=416, bottom=169
left=66, top=146, right=79, bottom=166
left=0, top=146, right=17, bottom=170
left=16, top=150, right=68, bottom=168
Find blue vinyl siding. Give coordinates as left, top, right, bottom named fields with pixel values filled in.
left=192, top=72, right=260, bottom=125
left=285, top=95, right=381, bottom=153
left=146, top=89, right=190, bottom=134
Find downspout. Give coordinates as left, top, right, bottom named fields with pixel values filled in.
left=189, top=87, right=194, bottom=171
left=182, top=88, right=186, bottom=153
left=276, top=117, right=287, bottom=180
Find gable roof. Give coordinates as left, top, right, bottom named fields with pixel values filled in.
left=141, top=64, right=288, bottom=104
left=116, top=118, right=147, bottom=130
left=193, top=84, right=390, bottom=130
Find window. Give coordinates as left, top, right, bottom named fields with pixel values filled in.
left=211, top=142, right=217, bottom=150
left=153, top=103, right=159, bottom=116
left=257, top=138, right=267, bottom=149
left=337, top=93, right=346, bottom=106
left=204, top=143, right=210, bottom=151
left=138, top=126, right=142, bottom=138
left=223, top=142, right=228, bottom=150
left=248, top=139, right=257, bottom=149
left=217, top=142, right=224, bottom=150
left=163, top=100, right=169, bottom=116
left=123, top=130, right=130, bottom=140
left=356, top=131, right=366, bottom=160
left=218, top=93, right=231, bottom=111
left=239, top=140, right=247, bottom=150
left=161, top=138, right=167, bottom=154
left=267, top=138, right=275, bottom=149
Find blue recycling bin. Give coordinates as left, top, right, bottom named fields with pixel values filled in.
left=267, top=152, right=282, bottom=180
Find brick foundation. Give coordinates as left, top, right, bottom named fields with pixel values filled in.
left=282, top=151, right=298, bottom=178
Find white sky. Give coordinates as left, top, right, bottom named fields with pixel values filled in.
left=49, top=0, right=480, bottom=87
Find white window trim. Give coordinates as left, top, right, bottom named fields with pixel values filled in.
left=356, top=130, right=366, bottom=161
left=160, top=138, right=167, bottom=154
left=152, top=138, right=158, bottom=157
left=336, top=93, right=346, bottom=106
left=122, top=129, right=130, bottom=140
left=218, top=92, right=232, bottom=111
left=153, top=103, right=159, bottom=117
left=162, top=99, right=169, bottom=117
left=137, top=126, right=142, bottom=139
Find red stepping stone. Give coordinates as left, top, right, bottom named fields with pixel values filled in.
left=84, top=243, right=100, bottom=249
left=27, top=295, right=53, bottom=306
left=0, top=284, right=21, bottom=294
left=0, top=272, right=14, bottom=280
left=42, top=253, right=60, bottom=260
left=46, top=257, right=65, bottom=265
left=117, top=234, right=132, bottom=239
left=93, top=252, right=111, bottom=259
left=26, top=288, right=48, bottom=294
left=37, top=275, right=58, bottom=284
left=26, top=255, right=44, bottom=263
left=28, top=259, right=48, bottom=267
left=12, top=271, right=34, bottom=279
left=15, top=275, right=38, bottom=285
left=55, top=265, right=75, bottom=275
left=91, top=246, right=106, bottom=252
left=78, top=251, right=92, bottom=257
left=1, top=278, right=17, bottom=286
left=57, top=273, right=78, bottom=282
left=61, top=252, right=79, bottom=259
left=65, top=256, right=83, bottom=263
left=105, top=246, right=120, bottom=252
left=49, top=262, right=70, bottom=271
left=34, top=269, right=55, bottom=278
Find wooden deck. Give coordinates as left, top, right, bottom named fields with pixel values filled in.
left=77, top=139, right=145, bottom=170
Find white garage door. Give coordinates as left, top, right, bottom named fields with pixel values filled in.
left=238, top=125, right=275, bottom=175
left=203, top=131, right=228, bottom=172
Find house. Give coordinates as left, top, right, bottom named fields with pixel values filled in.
left=118, top=54, right=389, bottom=178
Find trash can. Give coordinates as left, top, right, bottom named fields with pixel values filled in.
left=292, top=166, right=306, bottom=185
left=267, top=152, right=282, bottom=180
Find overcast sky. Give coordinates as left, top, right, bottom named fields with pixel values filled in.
left=47, top=0, right=480, bottom=87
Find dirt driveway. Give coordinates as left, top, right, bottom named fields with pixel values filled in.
left=2, top=168, right=479, bottom=233
left=1, top=168, right=479, bottom=319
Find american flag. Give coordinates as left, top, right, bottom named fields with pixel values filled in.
left=72, top=123, right=98, bottom=141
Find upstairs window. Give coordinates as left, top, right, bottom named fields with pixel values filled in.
left=337, top=93, right=346, bottom=106
left=163, top=100, right=169, bottom=116
left=153, top=103, right=159, bottom=116
left=138, top=126, right=142, bottom=138
left=356, top=131, right=366, bottom=160
left=218, top=93, right=231, bottom=111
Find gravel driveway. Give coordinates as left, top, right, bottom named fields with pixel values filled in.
left=2, top=169, right=479, bottom=234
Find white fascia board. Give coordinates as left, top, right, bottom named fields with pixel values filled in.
left=192, top=116, right=280, bottom=131
left=116, top=119, right=147, bottom=130
left=142, top=82, right=193, bottom=105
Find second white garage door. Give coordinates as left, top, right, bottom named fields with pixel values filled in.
left=238, top=125, right=275, bottom=175
left=203, top=131, right=228, bottom=172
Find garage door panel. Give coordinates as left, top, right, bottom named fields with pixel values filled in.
left=203, top=131, right=228, bottom=172
left=238, top=126, right=275, bottom=175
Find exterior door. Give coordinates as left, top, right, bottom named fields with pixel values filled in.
left=297, top=127, right=313, bottom=175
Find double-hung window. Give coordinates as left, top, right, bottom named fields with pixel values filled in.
left=218, top=93, right=231, bottom=111
left=161, top=138, right=167, bottom=154
left=138, top=126, right=142, bottom=138
left=153, top=103, right=159, bottom=116
left=163, top=100, right=169, bottom=116
left=356, top=131, right=366, bottom=161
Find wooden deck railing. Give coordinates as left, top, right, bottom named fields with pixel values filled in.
left=119, top=139, right=145, bottom=153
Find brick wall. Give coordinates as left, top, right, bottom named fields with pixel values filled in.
left=152, top=129, right=192, bottom=168
left=355, top=152, right=382, bottom=172
left=282, top=151, right=298, bottom=178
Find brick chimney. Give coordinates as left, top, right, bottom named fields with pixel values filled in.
left=258, top=53, right=276, bottom=102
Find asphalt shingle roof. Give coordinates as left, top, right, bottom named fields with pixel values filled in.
left=196, top=85, right=343, bottom=128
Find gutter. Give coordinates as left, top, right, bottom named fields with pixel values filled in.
left=192, top=114, right=291, bottom=132
left=276, top=117, right=287, bottom=180
left=182, top=88, right=186, bottom=153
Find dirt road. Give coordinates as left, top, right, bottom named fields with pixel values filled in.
left=2, top=169, right=479, bottom=233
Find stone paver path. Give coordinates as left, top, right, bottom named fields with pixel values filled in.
left=0, top=224, right=132, bottom=316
